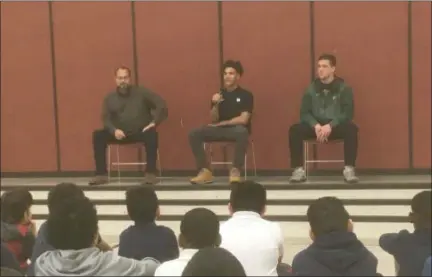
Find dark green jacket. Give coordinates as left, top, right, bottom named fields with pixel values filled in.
left=300, top=78, right=354, bottom=128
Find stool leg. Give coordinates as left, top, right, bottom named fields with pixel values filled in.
left=157, top=149, right=162, bottom=178
left=251, top=141, right=257, bottom=177
left=209, top=144, right=213, bottom=172
left=107, top=145, right=111, bottom=182
left=304, top=142, right=308, bottom=179
left=141, top=146, right=146, bottom=174
left=244, top=153, right=247, bottom=180
left=116, top=145, right=120, bottom=183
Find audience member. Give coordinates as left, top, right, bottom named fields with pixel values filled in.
left=219, top=181, right=285, bottom=276
left=379, top=190, right=431, bottom=276
left=154, top=208, right=220, bottom=276
left=28, top=183, right=111, bottom=275
left=0, top=267, right=23, bottom=276
left=1, top=243, right=21, bottom=272
left=33, top=196, right=159, bottom=276
left=0, top=189, right=35, bottom=271
left=423, top=256, right=431, bottom=277
left=119, top=185, right=179, bottom=262
left=292, top=196, right=378, bottom=276
left=182, top=247, right=246, bottom=276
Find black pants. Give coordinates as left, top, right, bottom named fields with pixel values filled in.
left=92, top=129, right=158, bottom=175
left=288, top=122, right=358, bottom=168
left=188, top=125, right=249, bottom=170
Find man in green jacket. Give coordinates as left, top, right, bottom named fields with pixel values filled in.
left=288, top=54, right=359, bottom=183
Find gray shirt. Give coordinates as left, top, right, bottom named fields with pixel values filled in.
left=103, top=86, right=168, bottom=134
left=34, top=247, right=160, bottom=276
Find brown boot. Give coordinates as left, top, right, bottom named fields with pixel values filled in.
left=190, top=168, right=213, bottom=185
left=229, top=168, right=242, bottom=184
left=144, top=173, right=159, bottom=185
left=89, top=175, right=109, bottom=186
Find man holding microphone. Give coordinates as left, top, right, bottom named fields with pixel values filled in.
left=188, top=60, right=254, bottom=185
left=89, top=66, right=168, bottom=186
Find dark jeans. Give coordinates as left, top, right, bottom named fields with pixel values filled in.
left=188, top=125, right=249, bottom=170
left=288, top=122, right=358, bottom=168
left=92, top=129, right=158, bottom=175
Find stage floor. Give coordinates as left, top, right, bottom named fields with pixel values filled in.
left=1, top=174, right=431, bottom=188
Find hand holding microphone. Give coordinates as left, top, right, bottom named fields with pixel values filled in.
left=212, top=91, right=224, bottom=104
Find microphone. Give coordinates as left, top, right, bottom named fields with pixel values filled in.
left=211, top=88, right=225, bottom=108
left=218, top=88, right=225, bottom=102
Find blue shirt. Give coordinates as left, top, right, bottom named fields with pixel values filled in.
left=118, top=222, right=179, bottom=263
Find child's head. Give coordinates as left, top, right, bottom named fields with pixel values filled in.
left=307, top=196, right=352, bottom=240
left=125, top=185, right=159, bottom=224
left=179, top=208, right=220, bottom=249
left=47, top=183, right=84, bottom=214
left=409, top=190, right=431, bottom=230
left=47, top=196, right=99, bottom=250
left=229, top=181, right=267, bottom=216
left=1, top=189, right=33, bottom=224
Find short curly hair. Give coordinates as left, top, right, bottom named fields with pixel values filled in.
left=222, top=60, right=244, bottom=76
left=126, top=185, right=159, bottom=223
left=46, top=196, right=98, bottom=250
left=1, top=188, right=33, bottom=224
left=47, top=183, right=85, bottom=214
left=180, top=208, right=220, bottom=248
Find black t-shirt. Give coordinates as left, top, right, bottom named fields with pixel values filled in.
left=212, top=86, right=254, bottom=132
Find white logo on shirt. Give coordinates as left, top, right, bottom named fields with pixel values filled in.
left=236, top=98, right=241, bottom=102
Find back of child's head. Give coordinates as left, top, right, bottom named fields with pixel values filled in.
left=307, top=196, right=350, bottom=237
left=180, top=208, right=220, bottom=249
left=182, top=247, right=246, bottom=276
left=47, top=183, right=84, bottom=214
left=1, top=189, right=33, bottom=224
left=229, top=181, right=266, bottom=214
left=410, top=190, right=431, bottom=229
left=47, top=196, right=98, bottom=250
left=125, top=185, right=159, bottom=224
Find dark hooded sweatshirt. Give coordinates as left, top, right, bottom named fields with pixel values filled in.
left=292, top=231, right=378, bottom=276
left=379, top=229, right=431, bottom=276
left=1, top=222, right=35, bottom=270
left=1, top=242, right=21, bottom=272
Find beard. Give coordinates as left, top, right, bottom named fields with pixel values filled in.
left=117, top=83, right=130, bottom=94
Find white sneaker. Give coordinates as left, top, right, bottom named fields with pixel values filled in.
left=343, top=166, right=359, bottom=183
left=289, top=167, right=307, bottom=183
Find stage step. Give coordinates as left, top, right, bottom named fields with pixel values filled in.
left=31, top=204, right=411, bottom=217
left=3, top=175, right=429, bottom=277
left=1, top=186, right=429, bottom=222
left=2, top=188, right=425, bottom=201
